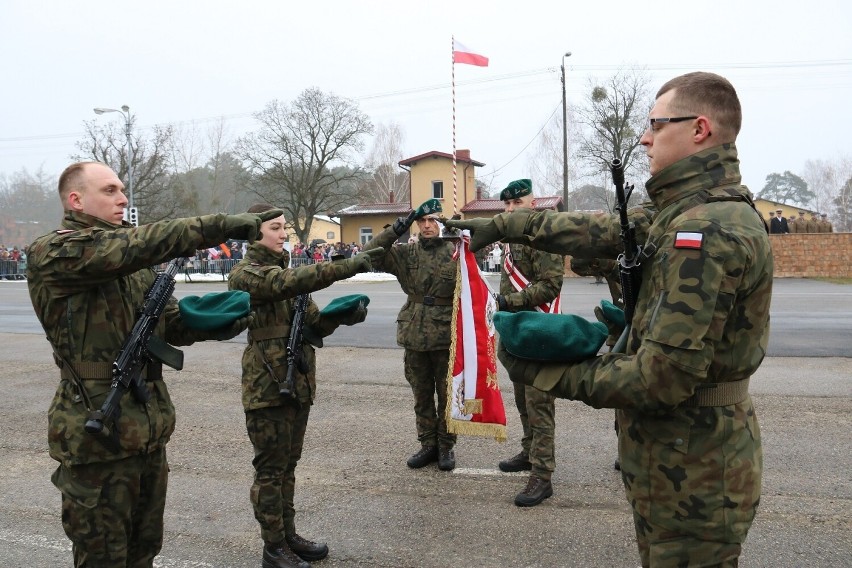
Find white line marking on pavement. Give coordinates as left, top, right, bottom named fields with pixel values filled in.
left=0, top=529, right=215, bottom=568
left=453, top=467, right=527, bottom=476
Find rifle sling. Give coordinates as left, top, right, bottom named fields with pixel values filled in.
left=682, top=378, right=749, bottom=407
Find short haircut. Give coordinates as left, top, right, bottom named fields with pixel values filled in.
left=247, top=203, right=275, bottom=214
left=656, top=72, right=742, bottom=141
left=58, top=161, right=100, bottom=201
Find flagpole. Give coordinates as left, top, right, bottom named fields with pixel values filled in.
left=451, top=35, right=458, bottom=215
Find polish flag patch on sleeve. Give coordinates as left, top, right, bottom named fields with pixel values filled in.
left=674, top=231, right=704, bottom=249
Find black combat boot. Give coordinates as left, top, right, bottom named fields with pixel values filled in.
left=286, top=533, right=329, bottom=562
left=498, top=451, right=532, bottom=473
left=406, top=445, right=438, bottom=468
left=514, top=474, right=553, bottom=507
left=262, top=541, right=310, bottom=568
left=438, top=447, right=456, bottom=471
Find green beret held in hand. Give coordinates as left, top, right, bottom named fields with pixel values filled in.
left=493, top=311, right=608, bottom=362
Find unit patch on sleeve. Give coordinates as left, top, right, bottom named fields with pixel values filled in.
left=674, top=231, right=703, bottom=249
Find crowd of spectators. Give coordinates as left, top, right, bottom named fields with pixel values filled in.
left=0, top=244, right=27, bottom=280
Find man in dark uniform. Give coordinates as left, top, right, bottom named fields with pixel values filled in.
left=26, top=161, right=281, bottom=567
left=228, top=204, right=380, bottom=568
left=448, top=72, right=771, bottom=567
left=776, top=208, right=789, bottom=233
left=493, top=179, right=565, bottom=507
left=364, top=199, right=459, bottom=471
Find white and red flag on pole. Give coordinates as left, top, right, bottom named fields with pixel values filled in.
left=446, top=232, right=507, bottom=441
left=452, top=39, right=489, bottom=67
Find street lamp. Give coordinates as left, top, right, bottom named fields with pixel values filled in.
left=561, top=52, right=572, bottom=210
left=93, top=105, right=135, bottom=223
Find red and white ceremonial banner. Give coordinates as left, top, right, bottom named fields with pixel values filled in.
left=446, top=233, right=507, bottom=441
left=503, top=245, right=561, bottom=313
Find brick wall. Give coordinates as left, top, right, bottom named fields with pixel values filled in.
left=770, top=233, right=851, bottom=278
left=563, top=233, right=851, bottom=279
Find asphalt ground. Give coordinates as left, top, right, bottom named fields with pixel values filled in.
left=0, top=276, right=850, bottom=567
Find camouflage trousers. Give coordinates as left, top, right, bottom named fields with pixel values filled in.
left=245, top=402, right=310, bottom=544
left=51, top=447, right=169, bottom=568
left=633, top=509, right=741, bottom=567
left=512, top=382, right=556, bottom=480
left=403, top=349, right=456, bottom=450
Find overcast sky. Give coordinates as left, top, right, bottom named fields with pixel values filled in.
left=1, top=0, right=850, bottom=198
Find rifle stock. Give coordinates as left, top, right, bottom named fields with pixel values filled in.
left=84, top=258, right=186, bottom=436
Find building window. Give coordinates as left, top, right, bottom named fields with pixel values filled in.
left=359, top=227, right=373, bottom=245
left=326, top=231, right=335, bottom=240
left=432, top=181, right=443, bottom=199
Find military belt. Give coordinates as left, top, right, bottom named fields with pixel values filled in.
left=408, top=294, right=453, bottom=306
left=248, top=325, right=291, bottom=343
left=57, top=360, right=163, bottom=381
left=682, top=377, right=749, bottom=407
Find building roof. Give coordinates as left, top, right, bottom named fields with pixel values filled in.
left=399, top=150, right=485, bottom=168
left=336, top=202, right=412, bottom=216
left=461, top=196, right=563, bottom=213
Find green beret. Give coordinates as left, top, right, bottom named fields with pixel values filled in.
left=320, top=294, right=370, bottom=317
left=178, top=291, right=251, bottom=330
left=413, top=198, right=442, bottom=219
left=493, top=311, right=608, bottom=362
left=499, top=179, right=532, bottom=201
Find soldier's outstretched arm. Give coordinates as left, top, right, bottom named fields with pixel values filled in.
left=228, top=250, right=381, bottom=302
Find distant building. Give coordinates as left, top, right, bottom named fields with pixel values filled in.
left=336, top=149, right=562, bottom=244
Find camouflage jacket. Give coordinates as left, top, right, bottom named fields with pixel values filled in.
left=499, top=243, right=563, bottom=311
left=365, top=227, right=457, bottom=351
left=227, top=243, right=360, bottom=409
left=27, top=210, right=246, bottom=467
left=499, top=144, right=772, bottom=542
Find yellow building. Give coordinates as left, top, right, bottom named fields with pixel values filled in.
left=337, top=149, right=562, bottom=244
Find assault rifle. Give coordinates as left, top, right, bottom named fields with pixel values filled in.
left=611, top=158, right=643, bottom=353
left=84, top=258, right=186, bottom=436
left=282, top=291, right=310, bottom=396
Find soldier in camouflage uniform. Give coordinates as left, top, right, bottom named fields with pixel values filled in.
left=364, top=198, right=459, bottom=471
left=26, top=161, right=281, bottom=568
left=228, top=204, right=379, bottom=568
left=492, top=179, right=565, bottom=507
left=448, top=72, right=771, bottom=567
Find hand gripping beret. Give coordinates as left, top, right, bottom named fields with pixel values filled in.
left=493, top=310, right=608, bottom=362
left=413, top=198, right=443, bottom=219
left=499, top=178, right=532, bottom=201
left=320, top=294, right=371, bottom=317
left=178, top=290, right=251, bottom=330
left=599, top=299, right=625, bottom=328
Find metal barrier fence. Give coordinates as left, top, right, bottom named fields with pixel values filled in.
left=0, top=260, right=26, bottom=280
left=162, top=256, right=325, bottom=281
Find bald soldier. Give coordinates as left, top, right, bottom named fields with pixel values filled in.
left=364, top=199, right=460, bottom=471
left=27, top=161, right=283, bottom=567
left=447, top=72, right=771, bottom=567
left=493, top=179, right=565, bottom=507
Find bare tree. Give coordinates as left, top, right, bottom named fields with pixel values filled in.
left=575, top=68, right=653, bottom=196
left=73, top=118, right=179, bottom=222
left=0, top=167, right=61, bottom=225
left=527, top=105, right=584, bottom=199
left=362, top=122, right=409, bottom=203
left=834, top=175, right=852, bottom=232
left=236, top=88, right=373, bottom=243
left=802, top=156, right=852, bottom=215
